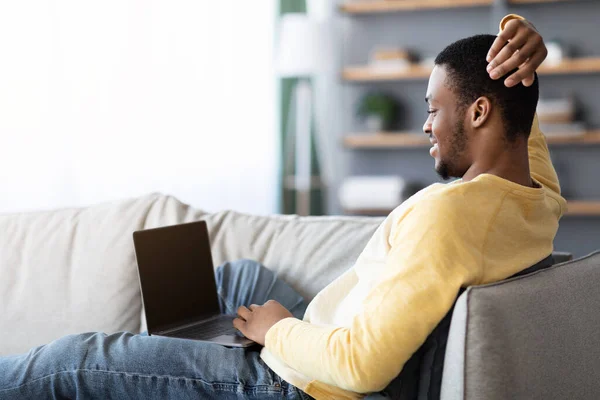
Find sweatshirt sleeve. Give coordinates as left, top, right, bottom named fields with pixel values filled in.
left=527, top=115, right=562, bottom=196
left=498, top=14, right=525, bottom=32
left=264, top=199, right=484, bottom=393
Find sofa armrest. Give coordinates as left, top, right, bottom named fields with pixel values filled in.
left=441, top=251, right=600, bottom=400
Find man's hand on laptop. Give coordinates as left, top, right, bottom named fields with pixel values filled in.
left=486, top=18, right=547, bottom=88
left=233, top=300, right=294, bottom=346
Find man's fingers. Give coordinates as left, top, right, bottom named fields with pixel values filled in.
left=522, top=74, right=535, bottom=87
left=237, top=305, right=251, bottom=320
left=487, top=22, right=520, bottom=62
left=487, top=34, right=531, bottom=79
left=504, top=70, right=531, bottom=87
left=249, top=304, right=260, bottom=311
left=233, top=317, right=246, bottom=332
left=504, top=51, right=545, bottom=87
left=489, top=40, right=538, bottom=80
left=522, top=44, right=547, bottom=72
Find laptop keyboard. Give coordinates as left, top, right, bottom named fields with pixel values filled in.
left=167, top=316, right=238, bottom=340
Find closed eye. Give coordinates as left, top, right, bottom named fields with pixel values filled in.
left=427, top=109, right=437, bottom=114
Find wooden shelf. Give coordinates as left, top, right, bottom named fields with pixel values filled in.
left=345, top=201, right=600, bottom=217
left=537, top=57, right=600, bottom=75
left=344, top=130, right=600, bottom=149
left=510, top=0, right=578, bottom=4
left=543, top=131, right=600, bottom=144
left=565, top=201, right=600, bottom=216
left=343, top=57, right=600, bottom=82
left=345, top=132, right=427, bottom=148
left=343, top=208, right=391, bottom=217
left=345, top=132, right=429, bottom=148
left=340, top=0, right=493, bottom=14
left=343, top=65, right=431, bottom=81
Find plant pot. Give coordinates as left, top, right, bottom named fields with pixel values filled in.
left=365, top=115, right=384, bottom=132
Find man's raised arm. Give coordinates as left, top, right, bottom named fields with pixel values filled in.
left=486, top=14, right=561, bottom=195
left=527, top=115, right=561, bottom=195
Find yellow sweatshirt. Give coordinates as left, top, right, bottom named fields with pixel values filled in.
left=261, top=17, right=566, bottom=400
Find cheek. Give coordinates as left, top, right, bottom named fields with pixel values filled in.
left=431, top=116, right=449, bottom=148
left=434, top=112, right=451, bottom=130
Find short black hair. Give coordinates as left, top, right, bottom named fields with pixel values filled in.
left=434, top=34, right=539, bottom=142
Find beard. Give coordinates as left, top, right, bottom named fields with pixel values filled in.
left=436, top=118, right=468, bottom=180
left=436, top=162, right=452, bottom=181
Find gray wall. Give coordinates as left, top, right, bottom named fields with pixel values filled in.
left=336, top=0, right=600, bottom=257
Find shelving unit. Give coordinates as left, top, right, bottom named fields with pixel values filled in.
left=344, top=201, right=600, bottom=217
left=344, top=130, right=600, bottom=149
left=340, top=0, right=493, bottom=14
left=343, top=57, right=600, bottom=82
left=337, top=0, right=600, bottom=255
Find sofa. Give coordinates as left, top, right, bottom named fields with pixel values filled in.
left=1, top=193, right=599, bottom=399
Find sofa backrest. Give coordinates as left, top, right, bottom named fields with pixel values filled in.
left=441, top=251, right=600, bottom=400
left=0, top=193, right=382, bottom=355
left=0, top=194, right=208, bottom=355
left=202, top=207, right=382, bottom=301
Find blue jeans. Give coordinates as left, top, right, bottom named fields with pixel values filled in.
left=0, top=259, right=312, bottom=399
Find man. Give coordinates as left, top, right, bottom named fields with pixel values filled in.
left=0, top=15, right=564, bottom=400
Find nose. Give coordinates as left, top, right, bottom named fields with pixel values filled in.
left=423, top=117, right=432, bottom=136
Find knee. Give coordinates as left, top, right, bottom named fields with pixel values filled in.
left=37, top=333, right=103, bottom=366
left=215, top=259, right=276, bottom=292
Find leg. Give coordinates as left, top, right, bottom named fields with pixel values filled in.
left=0, top=260, right=311, bottom=400
left=215, top=259, right=308, bottom=320
left=0, top=332, right=310, bottom=400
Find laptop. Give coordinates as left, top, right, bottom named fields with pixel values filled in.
left=133, top=220, right=255, bottom=347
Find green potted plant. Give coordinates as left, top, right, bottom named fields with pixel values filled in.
left=356, top=92, right=399, bottom=132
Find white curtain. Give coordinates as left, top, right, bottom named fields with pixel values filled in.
left=306, top=0, right=345, bottom=215
left=0, top=1, right=277, bottom=215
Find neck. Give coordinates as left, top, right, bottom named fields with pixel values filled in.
left=462, top=139, right=534, bottom=188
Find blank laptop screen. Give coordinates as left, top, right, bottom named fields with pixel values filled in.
left=133, top=221, right=220, bottom=332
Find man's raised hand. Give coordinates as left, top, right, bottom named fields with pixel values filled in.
left=487, top=18, right=548, bottom=88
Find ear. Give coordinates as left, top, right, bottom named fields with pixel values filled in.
left=469, top=96, right=491, bottom=129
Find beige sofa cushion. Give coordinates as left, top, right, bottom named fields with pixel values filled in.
left=0, top=194, right=207, bottom=355
left=0, top=193, right=382, bottom=356
left=204, top=210, right=382, bottom=301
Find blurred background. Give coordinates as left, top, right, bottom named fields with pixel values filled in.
left=0, top=0, right=598, bottom=256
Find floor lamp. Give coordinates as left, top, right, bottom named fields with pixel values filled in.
left=275, top=14, right=321, bottom=216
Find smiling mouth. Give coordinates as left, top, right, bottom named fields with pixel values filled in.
left=429, top=136, right=439, bottom=157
